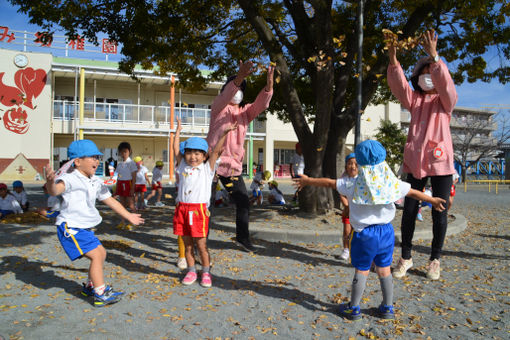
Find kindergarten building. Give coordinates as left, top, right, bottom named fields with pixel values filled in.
left=0, top=36, right=401, bottom=182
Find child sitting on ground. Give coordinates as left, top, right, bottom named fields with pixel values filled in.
left=45, top=139, right=143, bottom=307
left=214, top=183, right=230, bottom=207
left=267, top=180, right=286, bottom=205
left=339, top=153, right=358, bottom=261
left=250, top=170, right=271, bottom=205
left=294, top=140, right=445, bottom=320
left=0, top=183, right=22, bottom=218
left=12, top=180, right=29, bottom=212
left=173, top=117, right=237, bottom=287
left=36, top=183, right=62, bottom=219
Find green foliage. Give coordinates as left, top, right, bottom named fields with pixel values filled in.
left=374, top=119, right=407, bottom=172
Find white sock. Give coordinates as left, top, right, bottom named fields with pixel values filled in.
left=94, top=284, right=106, bottom=295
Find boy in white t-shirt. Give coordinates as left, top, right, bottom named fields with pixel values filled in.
left=294, top=140, right=445, bottom=321
left=133, top=156, right=150, bottom=211
left=249, top=170, right=271, bottom=205
left=173, top=117, right=237, bottom=288
left=146, top=161, right=164, bottom=207
left=11, top=180, right=29, bottom=212
left=0, top=183, right=22, bottom=218
left=115, top=142, right=138, bottom=230
left=267, top=180, right=285, bottom=205
left=45, top=139, right=144, bottom=307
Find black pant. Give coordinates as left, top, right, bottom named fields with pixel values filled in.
left=400, top=174, right=452, bottom=261
left=218, top=175, right=250, bottom=243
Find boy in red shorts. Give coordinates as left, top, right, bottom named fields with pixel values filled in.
left=115, top=142, right=137, bottom=230
left=172, top=117, right=237, bottom=287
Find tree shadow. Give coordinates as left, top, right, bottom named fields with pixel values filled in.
left=0, top=224, right=54, bottom=248
left=475, top=233, right=510, bottom=241
left=396, top=243, right=510, bottom=261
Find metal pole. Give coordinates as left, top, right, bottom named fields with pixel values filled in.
left=79, top=68, right=85, bottom=140
left=354, top=0, right=364, bottom=148
left=169, top=75, right=176, bottom=182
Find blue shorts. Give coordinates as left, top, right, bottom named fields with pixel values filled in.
left=350, top=223, right=394, bottom=271
left=46, top=210, right=60, bottom=218
left=57, top=222, right=101, bottom=261
left=252, top=189, right=262, bottom=197
left=0, top=210, right=14, bottom=218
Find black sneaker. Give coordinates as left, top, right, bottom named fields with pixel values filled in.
left=94, top=286, right=123, bottom=307
left=236, top=239, right=257, bottom=253
left=81, top=283, right=94, bottom=297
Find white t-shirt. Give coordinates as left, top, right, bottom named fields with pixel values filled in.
left=250, top=173, right=264, bottom=191
left=0, top=194, right=22, bottom=213
left=116, top=157, right=137, bottom=181
left=176, top=160, right=217, bottom=204
left=56, top=170, right=112, bottom=229
left=291, top=153, right=305, bottom=176
left=47, top=195, right=62, bottom=211
left=11, top=190, right=28, bottom=205
left=270, top=188, right=285, bottom=204
left=152, top=167, right=163, bottom=184
left=135, top=165, right=149, bottom=185
left=336, top=177, right=411, bottom=232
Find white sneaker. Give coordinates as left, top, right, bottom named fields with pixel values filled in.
left=340, top=248, right=350, bottom=261
left=155, top=201, right=165, bottom=207
left=427, top=259, right=440, bottom=280
left=144, top=199, right=148, bottom=206
left=393, top=257, right=413, bottom=279
left=177, top=257, right=187, bottom=270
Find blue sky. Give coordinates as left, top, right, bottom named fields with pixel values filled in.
left=0, top=0, right=508, bottom=110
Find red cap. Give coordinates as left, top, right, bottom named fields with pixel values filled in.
left=0, top=183, right=7, bottom=190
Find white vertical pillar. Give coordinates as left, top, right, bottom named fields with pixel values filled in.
left=264, top=134, right=274, bottom=177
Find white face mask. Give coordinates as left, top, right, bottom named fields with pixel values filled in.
left=418, top=74, right=435, bottom=91
left=231, top=90, right=243, bottom=105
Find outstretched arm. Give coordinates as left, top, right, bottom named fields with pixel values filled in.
left=208, top=122, right=238, bottom=170
left=102, top=196, right=144, bottom=225
left=173, top=117, right=183, bottom=164
left=293, top=174, right=336, bottom=190
left=407, top=189, right=446, bottom=211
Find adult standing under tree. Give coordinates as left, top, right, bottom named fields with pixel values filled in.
left=386, top=30, right=457, bottom=280
left=206, top=61, right=274, bottom=252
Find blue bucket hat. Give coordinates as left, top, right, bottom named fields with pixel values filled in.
left=355, top=140, right=386, bottom=166
left=183, top=137, right=208, bottom=153
left=179, top=141, right=185, bottom=155
left=345, top=153, right=356, bottom=163
left=12, top=180, right=23, bottom=188
left=68, top=139, right=103, bottom=159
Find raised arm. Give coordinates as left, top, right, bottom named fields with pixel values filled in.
left=244, top=64, right=274, bottom=122
left=44, top=162, right=66, bottom=196
left=208, top=122, right=238, bottom=170
left=210, top=60, right=255, bottom=113
left=293, top=174, right=337, bottom=190
left=173, top=117, right=183, bottom=164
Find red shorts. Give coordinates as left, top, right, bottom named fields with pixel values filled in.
left=116, top=180, right=132, bottom=197
left=450, top=185, right=456, bottom=197
left=342, top=216, right=350, bottom=225
left=152, top=181, right=162, bottom=190
left=135, top=184, right=147, bottom=193
left=173, top=202, right=209, bottom=238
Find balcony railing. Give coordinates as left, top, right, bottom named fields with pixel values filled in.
left=53, top=100, right=211, bottom=126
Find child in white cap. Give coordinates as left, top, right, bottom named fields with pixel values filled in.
left=294, top=140, right=445, bottom=321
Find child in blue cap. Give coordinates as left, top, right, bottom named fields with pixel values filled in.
left=339, top=153, right=358, bottom=261
left=45, top=139, right=144, bottom=307
left=11, top=180, right=29, bottom=212
left=173, top=118, right=237, bottom=288
left=294, top=140, right=445, bottom=320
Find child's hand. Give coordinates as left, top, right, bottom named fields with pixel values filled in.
left=431, top=197, right=446, bottom=212
left=293, top=174, right=309, bottom=191
left=128, top=213, right=144, bottom=225
left=45, top=162, right=55, bottom=182
left=176, top=117, right=182, bottom=132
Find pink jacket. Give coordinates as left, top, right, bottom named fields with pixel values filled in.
left=206, top=81, right=273, bottom=177
left=387, top=60, right=457, bottom=179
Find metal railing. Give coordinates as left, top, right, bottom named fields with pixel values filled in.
left=53, top=100, right=211, bottom=126
left=463, top=179, right=510, bottom=194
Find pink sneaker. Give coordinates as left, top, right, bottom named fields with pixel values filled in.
left=200, top=272, right=212, bottom=288
left=182, top=271, right=197, bottom=285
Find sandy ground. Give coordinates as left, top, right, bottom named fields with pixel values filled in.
left=0, top=182, right=509, bottom=339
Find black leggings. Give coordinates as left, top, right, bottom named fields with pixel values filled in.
left=400, top=174, right=452, bottom=261
left=218, top=175, right=250, bottom=243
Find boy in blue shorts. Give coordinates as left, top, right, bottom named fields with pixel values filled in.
left=294, top=140, right=445, bottom=320
left=45, top=139, right=144, bottom=307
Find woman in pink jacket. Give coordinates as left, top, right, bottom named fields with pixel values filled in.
left=206, top=61, right=274, bottom=252
left=387, top=30, right=457, bottom=281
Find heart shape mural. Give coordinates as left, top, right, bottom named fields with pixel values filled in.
left=14, top=68, right=47, bottom=109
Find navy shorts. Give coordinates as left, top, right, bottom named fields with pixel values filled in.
left=252, top=189, right=262, bottom=197
left=350, top=223, right=394, bottom=271
left=0, top=210, right=14, bottom=218
left=46, top=210, right=60, bottom=218
left=57, top=222, right=101, bottom=261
